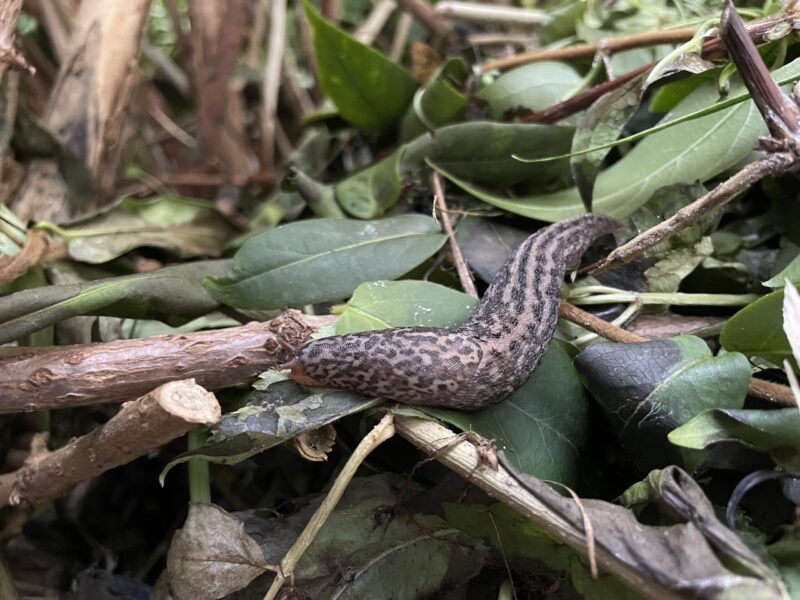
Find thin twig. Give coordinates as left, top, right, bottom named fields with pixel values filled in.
left=435, top=1, right=547, bottom=25
left=482, top=27, right=697, bottom=72
left=582, top=153, right=797, bottom=276
left=432, top=173, right=478, bottom=299
left=354, top=0, right=397, bottom=45
left=482, top=9, right=800, bottom=73
left=390, top=12, right=414, bottom=62
left=395, top=0, right=450, bottom=37
left=264, top=413, right=396, bottom=600
left=261, top=0, right=287, bottom=170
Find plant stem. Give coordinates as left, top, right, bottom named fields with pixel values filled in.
left=187, top=427, right=211, bottom=504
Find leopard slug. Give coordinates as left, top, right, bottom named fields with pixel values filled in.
left=286, top=214, right=619, bottom=410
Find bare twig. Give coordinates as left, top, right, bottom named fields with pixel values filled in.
left=435, top=1, right=547, bottom=26
left=432, top=173, right=478, bottom=299
left=395, top=0, right=450, bottom=38
left=721, top=0, right=800, bottom=138
left=264, top=413, right=396, bottom=600
left=0, top=229, right=49, bottom=286
left=484, top=10, right=800, bottom=73
left=523, top=64, right=651, bottom=123
left=482, top=27, right=697, bottom=72
left=582, top=153, right=797, bottom=275
left=0, top=380, right=221, bottom=507
left=390, top=12, right=414, bottom=62
left=0, top=310, right=334, bottom=414
left=354, top=0, right=397, bottom=45
left=559, top=300, right=644, bottom=343
left=261, top=0, right=287, bottom=170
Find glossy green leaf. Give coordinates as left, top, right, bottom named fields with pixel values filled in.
left=574, top=336, right=750, bottom=473
left=764, top=254, right=800, bottom=287
left=47, top=195, right=237, bottom=264
left=570, top=73, right=646, bottom=211
left=440, top=58, right=800, bottom=222
left=720, top=290, right=792, bottom=366
left=400, top=58, right=469, bottom=141
left=335, top=280, right=477, bottom=334
left=428, top=343, right=592, bottom=485
left=335, top=150, right=403, bottom=219
left=669, top=408, right=800, bottom=470
left=477, top=62, right=581, bottom=119
left=403, top=121, right=573, bottom=187
left=205, top=215, right=447, bottom=309
left=304, top=0, right=416, bottom=133
left=0, top=260, right=229, bottom=345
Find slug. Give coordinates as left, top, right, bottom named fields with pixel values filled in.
left=286, top=214, right=619, bottom=410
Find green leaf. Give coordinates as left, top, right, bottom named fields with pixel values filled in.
left=426, top=343, right=591, bottom=485
left=47, top=195, right=237, bottom=264
left=243, top=475, right=487, bottom=598
left=303, top=0, right=417, bottom=133
left=403, top=121, right=573, bottom=187
left=439, top=58, right=800, bottom=222
left=764, top=253, right=800, bottom=287
left=720, top=290, right=793, bottom=366
left=476, top=62, right=582, bottom=119
left=669, top=408, right=800, bottom=470
left=205, top=215, right=447, bottom=310
left=400, top=57, right=470, bottom=141
left=335, top=280, right=477, bottom=334
left=444, top=503, right=640, bottom=600
left=334, top=150, right=403, bottom=219
left=570, top=73, right=646, bottom=211
left=160, top=382, right=378, bottom=478
left=0, top=261, right=229, bottom=344
left=574, top=336, right=750, bottom=472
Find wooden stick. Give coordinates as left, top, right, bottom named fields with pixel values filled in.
left=0, top=310, right=334, bottom=414
left=395, top=0, right=450, bottom=37
left=582, top=153, right=798, bottom=276
left=482, top=27, right=697, bottom=72
left=0, top=380, right=221, bottom=507
left=432, top=173, right=478, bottom=299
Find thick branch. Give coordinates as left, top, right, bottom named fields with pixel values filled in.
left=0, top=310, right=333, bottom=414
left=0, top=380, right=221, bottom=507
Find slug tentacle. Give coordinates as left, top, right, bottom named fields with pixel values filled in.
left=287, top=214, right=619, bottom=410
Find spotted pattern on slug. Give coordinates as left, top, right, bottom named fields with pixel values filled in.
left=287, top=214, right=620, bottom=410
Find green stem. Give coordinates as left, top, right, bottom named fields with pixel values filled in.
left=187, top=428, right=211, bottom=504
left=569, top=291, right=760, bottom=306
left=0, top=552, right=19, bottom=600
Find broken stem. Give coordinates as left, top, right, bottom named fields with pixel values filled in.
left=263, top=413, right=396, bottom=600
